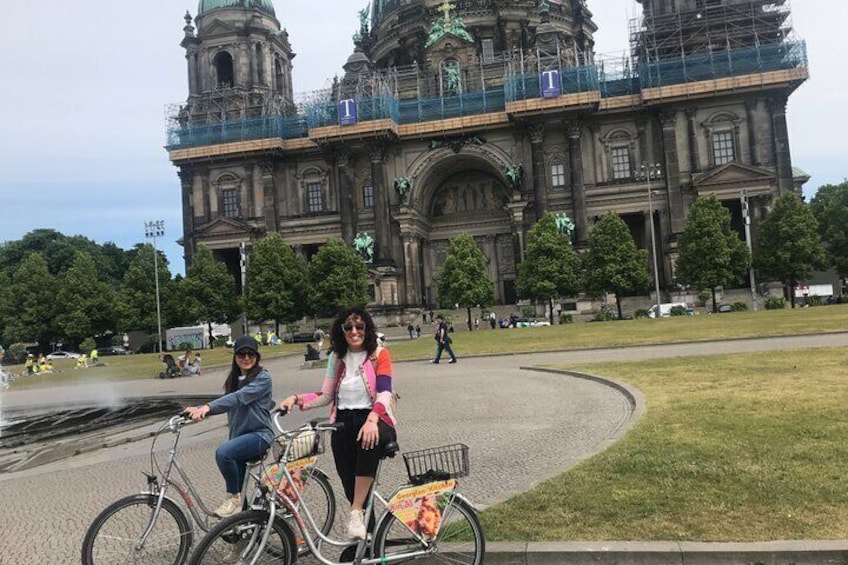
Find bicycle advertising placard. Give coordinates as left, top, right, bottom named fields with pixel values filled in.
left=387, top=480, right=456, bottom=540
left=264, top=456, right=318, bottom=502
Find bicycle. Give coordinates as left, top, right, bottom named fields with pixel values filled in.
left=188, top=410, right=485, bottom=564
left=81, top=412, right=336, bottom=565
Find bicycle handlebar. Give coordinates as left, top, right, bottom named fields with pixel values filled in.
left=272, top=408, right=343, bottom=436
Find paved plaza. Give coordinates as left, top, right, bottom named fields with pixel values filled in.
left=1, top=333, right=847, bottom=564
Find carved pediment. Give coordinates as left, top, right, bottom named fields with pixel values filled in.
left=693, top=162, right=775, bottom=188
left=194, top=217, right=253, bottom=238
left=199, top=18, right=239, bottom=38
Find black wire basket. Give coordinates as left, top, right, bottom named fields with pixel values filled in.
left=402, top=444, right=469, bottom=485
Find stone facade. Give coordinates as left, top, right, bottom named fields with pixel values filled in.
left=168, top=0, right=808, bottom=309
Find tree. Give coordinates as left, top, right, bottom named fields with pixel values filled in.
left=116, top=243, right=173, bottom=336
left=675, top=195, right=751, bottom=313
left=245, top=234, right=308, bottom=334
left=582, top=212, right=649, bottom=319
left=307, top=238, right=370, bottom=318
left=515, top=214, right=581, bottom=324
left=55, top=251, right=117, bottom=345
left=754, top=192, right=827, bottom=308
left=436, top=233, right=494, bottom=330
left=2, top=253, right=59, bottom=347
left=809, top=180, right=848, bottom=280
left=181, top=245, right=241, bottom=346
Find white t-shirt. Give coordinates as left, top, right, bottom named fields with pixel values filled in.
left=337, top=351, right=371, bottom=410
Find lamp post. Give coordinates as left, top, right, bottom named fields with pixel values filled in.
left=740, top=189, right=758, bottom=311
left=144, top=220, right=165, bottom=353
left=639, top=163, right=663, bottom=317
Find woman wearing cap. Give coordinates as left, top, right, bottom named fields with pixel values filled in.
left=279, top=306, right=396, bottom=541
left=184, top=335, right=274, bottom=518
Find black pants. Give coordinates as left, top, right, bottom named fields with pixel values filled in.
left=332, top=409, right=397, bottom=504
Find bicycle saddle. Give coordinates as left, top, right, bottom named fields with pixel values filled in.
left=383, top=441, right=399, bottom=458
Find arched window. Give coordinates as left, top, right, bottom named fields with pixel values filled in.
left=255, top=44, right=264, bottom=85
left=213, top=51, right=234, bottom=87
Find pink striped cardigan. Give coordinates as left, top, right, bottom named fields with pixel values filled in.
left=296, top=346, right=395, bottom=427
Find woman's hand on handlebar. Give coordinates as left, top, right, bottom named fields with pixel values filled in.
left=279, top=395, right=298, bottom=412
left=184, top=405, right=210, bottom=421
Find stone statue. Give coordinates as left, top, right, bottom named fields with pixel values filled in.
left=394, top=177, right=412, bottom=203
left=353, top=232, right=374, bottom=263
left=358, top=4, right=370, bottom=34
left=504, top=164, right=524, bottom=193
left=555, top=212, right=575, bottom=243
left=443, top=62, right=460, bottom=94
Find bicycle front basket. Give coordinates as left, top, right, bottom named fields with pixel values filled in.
left=273, top=430, right=324, bottom=462
left=402, top=444, right=469, bottom=485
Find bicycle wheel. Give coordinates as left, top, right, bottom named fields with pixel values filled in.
left=81, top=493, right=192, bottom=565
left=373, top=497, right=485, bottom=565
left=281, top=468, right=336, bottom=549
left=188, top=510, right=295, bottom=565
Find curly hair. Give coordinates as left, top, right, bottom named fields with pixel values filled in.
left=329, top=306, right=378, bottom=358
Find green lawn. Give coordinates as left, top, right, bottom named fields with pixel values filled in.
left=480, top=345, right=848, bottom=541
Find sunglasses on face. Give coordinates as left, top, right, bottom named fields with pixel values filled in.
left=342, top=323, right=366, bottom=333
left=236, top=350, right=257, bottom=359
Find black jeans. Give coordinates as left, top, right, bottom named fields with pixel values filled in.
left=433, top=340, right=456, bottom=362
left=332, top=409, right=397, bottom=504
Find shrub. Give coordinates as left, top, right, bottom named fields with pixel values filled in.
left=731, top=302, right=748, bottom=312
left=697, top=290, right=711, bottom=307
left=520, top=306, right=536, bottom=319
left=6, top=343, right=29, bottom=364
left=176, top=341, right=195, bottom=351
left=634, top=308, right=651, bottom=319
left=669, top=305, right=689, bottom=316
left=765, top=297, right=785, bottom=310
left=809, top=295, right=824, bottom=307
left=80, top=337, right=96, bottom=353
left=559, top=313, right=573, bottom=324
left=593, top=310, right=617, bottom=322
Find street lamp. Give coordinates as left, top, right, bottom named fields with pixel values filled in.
left=639, top=163, right=663, bottom=318
left=740, top=189, right=758, bottom=311
left=144, top=220, right=165, bottom=353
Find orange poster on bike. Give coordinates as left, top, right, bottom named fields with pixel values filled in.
left=264, top=456, right=317, bottom=503
left=387, top=480, right=456, bottom=540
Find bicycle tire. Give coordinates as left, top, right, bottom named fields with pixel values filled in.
left=81, top=493, right=192, bottom=565
left=373, top=496, right=485, bottom=565
left=188, top=510, right=295, bottom=565
left=281, top=468, right=336, bottom=550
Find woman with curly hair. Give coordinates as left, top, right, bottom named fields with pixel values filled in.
left=279, top=306, right=397, bottom=540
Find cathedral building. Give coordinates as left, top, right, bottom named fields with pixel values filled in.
left=167, top=0, right=808, bottom=310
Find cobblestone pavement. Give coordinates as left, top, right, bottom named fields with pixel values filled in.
left=1, top=333, right=846, bottom=564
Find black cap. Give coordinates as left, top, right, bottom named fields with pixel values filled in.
left=234, top=335, right=260, bottom=358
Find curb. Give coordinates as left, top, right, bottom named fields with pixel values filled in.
left=485, top=541, right=848, bottom=564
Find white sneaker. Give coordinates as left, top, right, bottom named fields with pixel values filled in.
left=214, top=495, right=241, bottom=518
left=346, top=509, right=366, bottom=540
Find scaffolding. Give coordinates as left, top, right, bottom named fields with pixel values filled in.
left=630, top=0, right=794, bottom=63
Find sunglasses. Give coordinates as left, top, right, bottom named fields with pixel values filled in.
left=235, top=350, right=257, bottom=359
left=342, top=323, right=366, bottom=333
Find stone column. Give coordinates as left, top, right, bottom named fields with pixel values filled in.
left=768, top=94, right=794, bottom=194
left=685, top=108, right=698, bottom=174
left=529, top=123, right=547, bottom=220
left=336, top=149, right=357, bottom=244
left=745, top=99, right=760, bottom=166
left=659, top=110, right=685, bottom=234
left=401, top=233, right=421, bottom=306
left=369, top=145, right=394, bottom=264
left=179, top=168, right=195, bottom=265
left=260, top=162, right=278, bottom=233
left=567, top=122, right=588, bottom=244
left=200, top=170, right=211, bottom=223
left=186, top=48, right=198, bottom=96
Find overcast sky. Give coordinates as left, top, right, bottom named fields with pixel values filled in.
left=0, top=0, right=843, bottom=275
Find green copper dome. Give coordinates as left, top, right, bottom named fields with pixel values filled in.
left=197, top=0, right=275, bottom=16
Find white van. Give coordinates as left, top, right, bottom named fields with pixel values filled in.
left=647, top=302, right=690, bottom=318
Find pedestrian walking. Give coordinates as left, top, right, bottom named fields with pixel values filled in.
left=407, top=324, right=415, bottom=339
left=431, top=314, right=457, bottom=364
